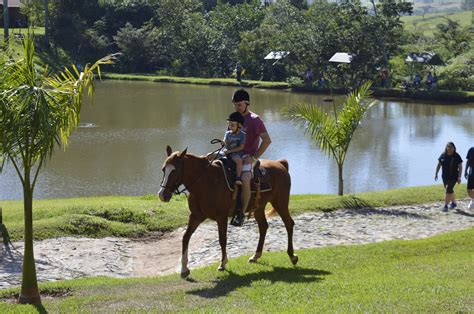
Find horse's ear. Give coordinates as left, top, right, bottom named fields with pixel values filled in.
left=178, top=147, right=188, bottom=158
left=166, top=145, right=172, bottom=157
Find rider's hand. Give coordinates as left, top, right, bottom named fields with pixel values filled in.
left=434, top=174, right=438, bottom=181
left=465, top=173, right=469, bottom=180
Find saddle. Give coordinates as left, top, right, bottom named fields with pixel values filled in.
left=215, top=158, right=272, bottom=193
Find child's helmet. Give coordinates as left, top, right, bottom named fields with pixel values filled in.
left=227, top=112, right=245, bottom=126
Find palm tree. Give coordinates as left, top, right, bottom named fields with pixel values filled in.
left=0, top=35, right=115, bottom=305
left=287, top=81, right=375, bottom=196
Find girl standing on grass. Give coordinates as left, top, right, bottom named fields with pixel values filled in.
left=435, top=142, right=463, bottom=212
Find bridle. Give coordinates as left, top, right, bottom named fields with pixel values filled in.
left=159, top=161, right=185, bottom=196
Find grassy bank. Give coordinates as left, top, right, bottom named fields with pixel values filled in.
left=101, top=73, right=289, bottom=89
left=1, top=228, right=472, bottom=312
left=0, top=184, right=467, bottom=241
left=291, top=85, right=474, bottom=103
left=103, top=73, right=474, bottom=103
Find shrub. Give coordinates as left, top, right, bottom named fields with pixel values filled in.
left=437, top=50, right=474, bottom=91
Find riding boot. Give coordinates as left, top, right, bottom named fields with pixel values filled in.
left=230, top=210, right=245, bottom=227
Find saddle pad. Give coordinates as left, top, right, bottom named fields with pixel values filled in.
left=215, top=160, right=272, bottom=193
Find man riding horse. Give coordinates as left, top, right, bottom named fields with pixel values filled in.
left=157, top=89, right=297, bottom=279
left=230, top=89, right=272, bottom=226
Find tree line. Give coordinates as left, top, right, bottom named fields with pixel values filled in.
left=8, top=0, right=474, bottom=89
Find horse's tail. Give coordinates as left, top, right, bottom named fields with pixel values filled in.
left=278, top=159, right=289, bottom=171
left=265, top=207, right=277, bottom=218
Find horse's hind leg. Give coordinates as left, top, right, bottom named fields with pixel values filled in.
left=272, top=200, right=298, bottom=266
left=216, top=216, right=228, bottom=271
left=248, top=205, right=268, bottom=263
left=181, top=214, right=203, bottom=279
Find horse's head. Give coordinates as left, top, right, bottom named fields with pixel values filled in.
left=158, top=145, right=187, bottom=202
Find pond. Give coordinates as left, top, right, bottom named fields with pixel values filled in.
left=0, top=81, right=473, bottom=200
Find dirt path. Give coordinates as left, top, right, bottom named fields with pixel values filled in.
left=1, top=201, right=473, bottom=289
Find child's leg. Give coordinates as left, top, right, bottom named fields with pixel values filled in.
left=233, top=156, right=243, bottom=177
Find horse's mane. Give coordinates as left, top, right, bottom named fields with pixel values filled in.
left=183, top=153, right=211, bottom=167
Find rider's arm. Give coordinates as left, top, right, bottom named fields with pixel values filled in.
left=254, top=132, right=271, bottom=159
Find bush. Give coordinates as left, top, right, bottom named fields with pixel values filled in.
left=437, top=50, right=474, bottom=91
left=287, top=76, right=304, bottom=87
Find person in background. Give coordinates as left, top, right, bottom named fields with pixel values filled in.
left=426, top=72, right=434, bottom=90
left=413, top=74, right=421, bottom=88
left=304, top=68, right=314, bottom=88
left=464, top=146, right=474, bottom=210
left=235, top=62, right=243, bottom=85
left=435, top=142, right=463, bottom=212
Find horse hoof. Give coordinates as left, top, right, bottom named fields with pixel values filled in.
left=218, top=258, right=228, bottom=271
left=248, top=252, right=262, bottom=263
left=181, top=269, right=190, bottom=279
left=291, top=255, right=298, bottom=266
left=248, top=257, right=258, bottom=263
left=248, top=255, right=259, bottom=263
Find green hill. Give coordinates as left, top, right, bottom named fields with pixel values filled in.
left=402, top=10, right=473, bottom=36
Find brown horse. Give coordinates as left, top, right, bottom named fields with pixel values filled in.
left=158, top=146, right=297, bottom=278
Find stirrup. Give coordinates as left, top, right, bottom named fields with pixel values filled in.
left=230, top=211, right=245, bottom=227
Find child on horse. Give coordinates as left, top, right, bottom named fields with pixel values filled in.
left=223, top=112, right=246, bottom=185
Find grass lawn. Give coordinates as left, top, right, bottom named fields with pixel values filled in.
left=0, top=228, right=472, bottom=312
left=402, top=10, right=473, bottom=37
left=101, top=72, right=290, bottom=89
left=0, top=184, right=468, bottom=241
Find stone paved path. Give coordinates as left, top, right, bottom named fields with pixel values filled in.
left=1, top=201, right=473, bottom=289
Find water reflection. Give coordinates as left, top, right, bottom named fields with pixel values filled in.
left=0, top=81, right=473, bottom=200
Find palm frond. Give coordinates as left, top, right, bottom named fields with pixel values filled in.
left=286, top=103, right=338, bottom=158
left=0, top=35, right=116, bottom=181
left=286, top=81, right=375, bottom=168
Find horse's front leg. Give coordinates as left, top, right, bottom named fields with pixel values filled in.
left=216, top=216, right=228, bottom=271
left=249, top=206, right=268, bottom=263
left=181, top=214, right=203, bottom=279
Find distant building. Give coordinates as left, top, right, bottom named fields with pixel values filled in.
left=0, top=0, right=27, bottom=28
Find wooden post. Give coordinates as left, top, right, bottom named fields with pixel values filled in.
left=0, top=207, right=2, bottom=224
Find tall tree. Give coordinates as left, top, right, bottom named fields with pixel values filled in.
left=287, top=81, right=375, bottom=195
left=44, top=0, right=48, bottom=46
left=0, top=35, right=115, bottom=305
left=3, top=0, right=8, bottom=42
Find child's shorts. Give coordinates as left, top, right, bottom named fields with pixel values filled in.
left=229, top=152, right=244, bottom=160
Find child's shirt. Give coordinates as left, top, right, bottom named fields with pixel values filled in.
left=224, top=130, right=246, bottom=151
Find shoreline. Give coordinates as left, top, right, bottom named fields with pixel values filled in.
left=101, top=73, right=474, bottom=104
